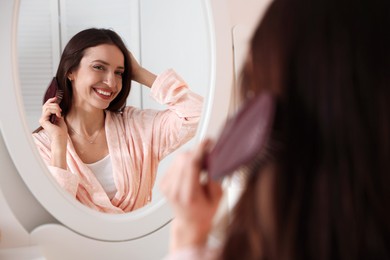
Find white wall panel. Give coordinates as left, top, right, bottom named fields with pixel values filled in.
left=140, top=0, right=211, bottom=111
left=17, top=0, right=59, bottom=130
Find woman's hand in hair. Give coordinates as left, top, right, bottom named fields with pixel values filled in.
left=160, top=139, right=223, bottom=252
left=39, top=97, right=68, bottom=169
left=128, top=51, right=156, bottom=88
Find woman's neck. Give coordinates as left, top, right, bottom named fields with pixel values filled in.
left=65, top=109, right=105, bottom=136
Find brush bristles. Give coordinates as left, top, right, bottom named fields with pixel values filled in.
left=55, top=90, right=64, bottom=104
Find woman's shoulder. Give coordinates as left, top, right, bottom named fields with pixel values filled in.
left=106, top=107, right=136, bottom=119
left=106, top=107, right=161, bottom=133
left=107, top=106, right=158, bottom=120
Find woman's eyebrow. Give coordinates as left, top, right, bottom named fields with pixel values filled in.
left=92, top=59, right=125, bottom=70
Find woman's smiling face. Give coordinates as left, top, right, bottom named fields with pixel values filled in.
left=68, top=44, right=125, bottom=112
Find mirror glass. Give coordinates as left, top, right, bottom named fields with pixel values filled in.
left=17, top=0, right=211, bottom=213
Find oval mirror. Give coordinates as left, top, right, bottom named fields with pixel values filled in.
left=0, top=0, right=233, bottom=241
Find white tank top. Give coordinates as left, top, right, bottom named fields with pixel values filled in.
left=86, top=155, right=117, bottom=200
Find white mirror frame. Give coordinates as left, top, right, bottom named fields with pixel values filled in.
left=0, top=0, right=233, bottom=241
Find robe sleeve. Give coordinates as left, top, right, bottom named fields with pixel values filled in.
left=32, top=132, right=80, bottom=197
left=149, top=69, right=204, bottom=160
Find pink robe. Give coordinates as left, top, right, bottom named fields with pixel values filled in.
left=32, top=69, right=203, bottom=213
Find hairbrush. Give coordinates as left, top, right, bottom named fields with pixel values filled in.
left=43, top=77, right=63, bottom=124
left=203, top=93, right=275, bottom=180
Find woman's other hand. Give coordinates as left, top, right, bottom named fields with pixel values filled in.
left=160, top=139, right=223, bottom=252
left=128, top=51, right=156, bottom=88
left=39, top=96, right=68, bottom=169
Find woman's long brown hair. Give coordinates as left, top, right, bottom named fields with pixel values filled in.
left=221, top=0, right=390, bottom=259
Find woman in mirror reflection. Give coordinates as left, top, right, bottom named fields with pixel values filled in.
left=161, top=0, right=389, bottom=258
left=32, top=28, right=203, bottom=213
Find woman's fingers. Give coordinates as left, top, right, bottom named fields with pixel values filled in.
left=44, top=106, right=61, bottom=117
left=161, top=140, right=223, bottom=252
left=183, top=140, right=212, bottom=199
left=160, top=151, right=188, bottom=201
left=128, top=51, right=141, bottom=72
left=39, top=97, right=66, bottom=136
left=160, top=139, right=220, bottom=207
left=42, top=99, right=62, bottom=119
left=206, top=179, right=223, bottom=205
left=192, top=139, right=213, bottom=169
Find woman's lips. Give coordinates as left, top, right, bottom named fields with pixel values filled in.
left=94, top=88, right=113, bottom=100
